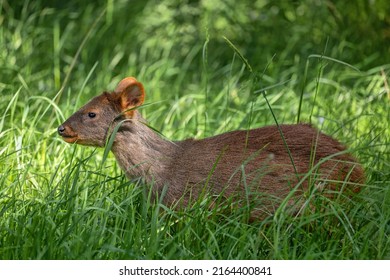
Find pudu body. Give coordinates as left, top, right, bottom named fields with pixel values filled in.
left=58, top=77, right=364, bottom=219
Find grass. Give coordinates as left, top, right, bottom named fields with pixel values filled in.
left=0, top=0, right=389, bottom=259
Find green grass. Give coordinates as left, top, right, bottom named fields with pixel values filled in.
left=0, top=0, right=389, bottom=259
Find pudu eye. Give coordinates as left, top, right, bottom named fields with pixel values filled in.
left=88, top=112, right=96, bottom=118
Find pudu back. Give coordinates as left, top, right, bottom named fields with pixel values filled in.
left=58, top=77, right=365, bottom=220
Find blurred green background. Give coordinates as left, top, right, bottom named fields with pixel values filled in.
left=3, top=0, right=389, bottom=92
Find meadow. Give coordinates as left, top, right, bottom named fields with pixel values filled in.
left=0, top=0, right=389, bottom=259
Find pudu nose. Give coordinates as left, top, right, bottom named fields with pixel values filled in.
left=57, top=125, right=66, bottom=135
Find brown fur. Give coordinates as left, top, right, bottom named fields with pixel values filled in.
left=58, top=77, right=365, bottom=220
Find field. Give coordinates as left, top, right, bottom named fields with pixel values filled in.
left=0, top=0, right=389, bottom=259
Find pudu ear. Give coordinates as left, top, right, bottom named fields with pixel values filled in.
left=114, top=77, right=145, bottom=117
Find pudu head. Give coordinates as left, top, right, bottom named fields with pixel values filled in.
left=57, top=77, right=145, bottom=147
